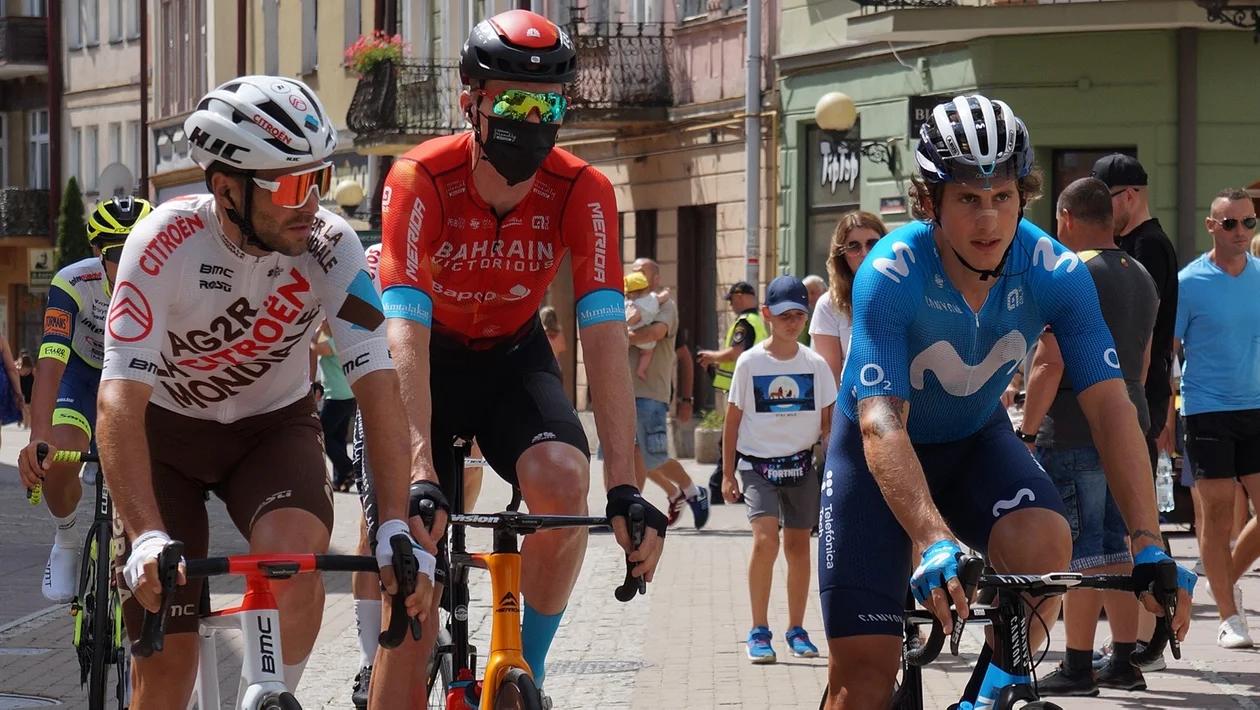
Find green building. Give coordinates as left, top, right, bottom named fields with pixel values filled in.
left=776, top=0, right=1260, bottom=277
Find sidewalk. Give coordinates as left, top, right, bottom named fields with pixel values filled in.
left=1, top=423, right=1257, bottom=708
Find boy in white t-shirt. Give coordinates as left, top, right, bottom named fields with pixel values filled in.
left=722, top=274, right=838, bottom=664
left=624, top=270, right=670, bottom=380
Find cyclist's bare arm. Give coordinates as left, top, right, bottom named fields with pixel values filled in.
left=582, top=320, right=639, bottom=492
left=383, top=320, right=439, bottom=490
left=17, top=355, right=68, bottom=487
left=857, top=397, right=953, bottom=549
left=353, top=369, right=424, bottom=522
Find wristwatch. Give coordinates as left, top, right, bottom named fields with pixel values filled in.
left=1017, top=430, right=1037, bottom=443
left=678, top=396, right=695, bottom=405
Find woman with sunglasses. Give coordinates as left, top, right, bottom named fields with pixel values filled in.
left=18, top=196, right=149, bottom=604
left=808, top=211, right=888, bottom=384
left=87, top=76, right=435, bottom=708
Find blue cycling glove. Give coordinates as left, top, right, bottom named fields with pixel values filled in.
left=910, top=539, right=962, bottom=606
left=1133, top=545, right=1197, bottom=597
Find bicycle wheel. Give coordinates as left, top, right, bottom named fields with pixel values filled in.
left=87, top=525, right=112, bottom=710
left=259, top=691, right=303, bottom=709
left=427, top=622, right=453, bottom=707
left=493, top=668, right=544, bottom=710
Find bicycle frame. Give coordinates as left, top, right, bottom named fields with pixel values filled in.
left=189, top=572, right=288, bottom=710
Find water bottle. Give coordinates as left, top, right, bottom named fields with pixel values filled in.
left=1156, top=451, right=1175, bottom=513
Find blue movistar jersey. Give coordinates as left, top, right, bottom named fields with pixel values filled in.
left=840, top=219, right=1122, bottom=444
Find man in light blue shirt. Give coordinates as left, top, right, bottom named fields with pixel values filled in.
left=1175, top=187, right=1260, bottom=649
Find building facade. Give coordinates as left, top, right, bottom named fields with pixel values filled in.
left=777, top=0, right=1260, bottom=276
left=0, top=0, right=51, bottom=354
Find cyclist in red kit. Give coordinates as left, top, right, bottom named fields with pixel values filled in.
left=364, top=9, right=667, bottom=705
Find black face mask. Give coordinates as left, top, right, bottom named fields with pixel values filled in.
left=478, top=115, right=560, bottom=186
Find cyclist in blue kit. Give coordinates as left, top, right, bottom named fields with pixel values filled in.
left=817, top=95, right=1195, bottom=710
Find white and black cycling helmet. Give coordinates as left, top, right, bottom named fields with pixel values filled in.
left=185, top=75, right=337, bottom=172
left=915, top=95, right=1032, bottom=187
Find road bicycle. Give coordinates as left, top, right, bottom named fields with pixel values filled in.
left=29, top=445, right=127, bottom=710
left=132, top=535, right=422, bottom=709
left=421, top=438, right=648, bottom=710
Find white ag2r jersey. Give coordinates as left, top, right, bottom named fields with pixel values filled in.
left=102, top=194, right=391, bottom=423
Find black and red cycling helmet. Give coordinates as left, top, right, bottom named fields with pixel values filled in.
left=460, top=10, right=577, bottom=86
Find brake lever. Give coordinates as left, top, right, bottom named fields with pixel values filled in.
left=950, top=555, right=985, bottom=657
left=1156, top=560, right=1181, bottom=660
left=378, top=533, right=421, bottom=649
left=130, top=540, right=184, bottom=659
left=614, top=504, right=646, bottom=602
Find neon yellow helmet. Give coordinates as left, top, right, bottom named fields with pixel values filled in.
left=87, top=196, right=153, bottom=246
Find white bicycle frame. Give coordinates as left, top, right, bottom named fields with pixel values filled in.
left=188, top=601, right=288, bottom=709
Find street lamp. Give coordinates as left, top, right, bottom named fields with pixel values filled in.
left=1196, top=0, right=1260, bottom=43
left=813, top=92, right=899, bottom=174
left=334, top=179, right=365, bottom=217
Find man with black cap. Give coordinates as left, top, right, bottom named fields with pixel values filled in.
left=1091, top=153, right=1180, bottom=668
left=698, top=281, right=768, bottom=501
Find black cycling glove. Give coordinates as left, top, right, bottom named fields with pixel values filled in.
left=408, top=481, right=450, bottom=523
left=605, top=484, right=668, bottom=538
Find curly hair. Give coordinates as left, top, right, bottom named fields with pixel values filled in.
left=908, top=168, right=1046, bottom=222
left=827, top=210, right=889, bottom=320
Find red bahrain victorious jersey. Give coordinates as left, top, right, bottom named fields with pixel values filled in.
left=377, top=132, right=624, bottom=348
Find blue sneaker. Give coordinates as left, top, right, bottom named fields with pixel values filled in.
left=746, top=626, right=776, bottom=663
left=785, top=626, right=819, bottom=658
left=688, top=487, right=710, bottom=530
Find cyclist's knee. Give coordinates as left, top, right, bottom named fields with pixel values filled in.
left=132, top=633, right=199, bottom=704
left=517, top=443, right=589, bottom=513
left=826, top=637, right=900, bottom=706
left=990, top=507, right=1071, bottom=573
left=250, top=508, right=331, bottom=555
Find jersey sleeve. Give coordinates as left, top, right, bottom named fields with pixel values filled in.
left=101, top=213, right=177, bottom=387
left=815, top=352, right=839, bottom=409
left=378, top=158, right=439, bottom=327
left=844, top=236, right=926, bottom=403
left=1032, top=234, right=1121, bottom=394
left=364, top=244, right=382, bottom=292
left=39, top=274, right=81, bottom=363
left=563, top=166, right=624, bottom=329
left=731, top=318, right=756, bottom=353
left=306, top=213, right=393, bottom=387
left=1174, top=270, right=1191, bottom=343
left=728, top=349, right=753, bottom=412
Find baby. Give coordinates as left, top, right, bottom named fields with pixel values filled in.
left=624, top=271, right=670, bottom=380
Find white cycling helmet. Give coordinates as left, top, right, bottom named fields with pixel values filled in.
left=186, top=76, right=337, bottom=172
left=915, top=94, right=1032, bottom=187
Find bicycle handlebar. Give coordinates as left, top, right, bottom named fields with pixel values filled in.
left=28, top=445, right=101, bottom=505
left=129, top=543, right=408, bottom=658
left=906, top=554, right=1183, bottom=667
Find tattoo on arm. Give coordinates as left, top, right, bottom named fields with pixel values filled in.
left=1131, top=529, right=1164, bottom=547
left=858, top=397, right=907, bottom=439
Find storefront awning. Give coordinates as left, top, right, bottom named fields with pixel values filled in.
left=847, top=0, right=1229, bottom=43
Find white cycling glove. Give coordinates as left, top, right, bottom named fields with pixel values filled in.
left=124, top=530, right=179, bottom=591
left=375, top=519, right=437, bottom=584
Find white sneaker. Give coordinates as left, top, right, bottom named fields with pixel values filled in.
left=1205, top=581, right=1247, bottom=629
left=41, top=543, right=79, bottom=603
left=1218, top=615, right=1254, bottom=649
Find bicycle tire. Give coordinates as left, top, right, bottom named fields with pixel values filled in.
left=258, top=690, right=303, bottom=709
left=87, top=525, right=112, bottom=710
left=427, top=623, right=453, bottom=707
left=492, top=667, right=544, bottom=710
left=1018, top=703, right=1063, bottom=710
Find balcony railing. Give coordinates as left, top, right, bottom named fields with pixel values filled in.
left=0, top=188, right=51, bottom=238
left=0, top=16, right=48, bottom=67
left=564, top=20, right=673, bottom=124
left=346, top=59, right=463, bottom=154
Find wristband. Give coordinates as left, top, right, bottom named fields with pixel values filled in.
left=1017, top=431, right=1037, bottom=444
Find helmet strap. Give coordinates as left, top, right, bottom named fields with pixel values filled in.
left=948, top=206, right=1024, bottom=282
left=223, top=172, right=274, bottom=253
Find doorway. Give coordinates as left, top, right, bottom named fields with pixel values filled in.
left=676, top=204, right=717, bottom=412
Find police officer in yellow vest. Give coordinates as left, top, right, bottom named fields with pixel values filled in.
left=698, top=281, right=769, bottom=501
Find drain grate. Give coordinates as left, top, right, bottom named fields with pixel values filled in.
left=0, top=695, right=62, bottom=709
left=547, top=659, right=651, bottom=676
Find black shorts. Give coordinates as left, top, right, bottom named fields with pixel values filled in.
left=354, top=317, right=587, bottom=551
left=1183, top=409, right=1260, bottom=481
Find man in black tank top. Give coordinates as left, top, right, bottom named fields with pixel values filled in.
left=1020, top=178, right=1159, bottom=696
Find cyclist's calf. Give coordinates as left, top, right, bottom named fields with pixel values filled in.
left=250, top=508, right=332, bottom=664
left=824, top=635, right=901, bottom=710
left=132, top=633, right=200, bottom=709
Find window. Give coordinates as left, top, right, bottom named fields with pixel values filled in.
left=679, top=0, right=706, bottom=20
left=70, top=127, right=82, bottom=184
left=67, top=0, right=82, bottom=49
left=109, top=0, right=122, bottom=41
left=85, top=0, right=99, bottom=45
left=0, top=116, right=7, bottom=188
left=109, top=123, right=122, bottom=165
left=301, top=0, right=318, bottom=75
left=264, top=0, right=279, bottom=75
left=27, top=110, right=50, bottom=189
left=343, top=0, right=361, bottom=65
left=86, top=126, right=99, bottom=192
left=805, top=124, right=861, bottom=278
left=128, top=120, right=141, bottom=175
left=126, top=0, right=139, bottom=38
left=635, top=210, right=658, bottom=260
left=25, top=0, right=47, bottom=16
